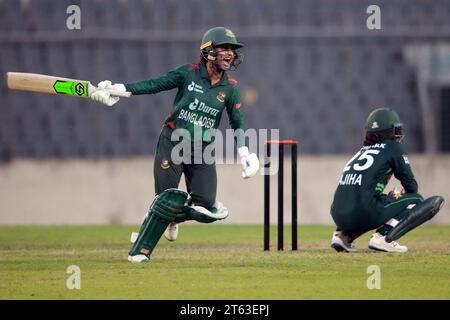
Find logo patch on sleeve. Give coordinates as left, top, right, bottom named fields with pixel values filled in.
left=403, top=155, right=410, bottom=164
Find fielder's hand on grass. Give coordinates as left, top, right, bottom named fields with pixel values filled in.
left=238, top=146, right=260, bottom=179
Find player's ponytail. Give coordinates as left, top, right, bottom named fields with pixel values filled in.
left=363, top=129, right=398, bottom=146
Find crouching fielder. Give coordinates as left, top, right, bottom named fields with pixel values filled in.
left=330, top=108, right=444, bottom=253
left=90, top=27, right=259, bottom=262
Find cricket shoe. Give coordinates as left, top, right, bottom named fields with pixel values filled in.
left=127, top=254, right=149, bottom=263
left=368, top=232, right=408, bottom=253
left=330, top=231, right=357, bottom=253
left=164, top=222, right=178, bottom=241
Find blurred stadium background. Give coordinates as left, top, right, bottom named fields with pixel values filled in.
left=1, top=0, right=449, bottom=225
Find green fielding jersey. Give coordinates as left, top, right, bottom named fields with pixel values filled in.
left=331, top=140, right=418, bottom=214
left=125, top=63, right=245, bottom=147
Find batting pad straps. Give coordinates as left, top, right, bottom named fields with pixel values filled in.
left=191, top=204, right=229, bottom=220
left=153, top=199, right=182, bottom=221
left=386, top=218, right=399, bottom=228
left=174, top=202, right=229, bottom=224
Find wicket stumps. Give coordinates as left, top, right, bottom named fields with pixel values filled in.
left=264, top=140, right=298, bottom=251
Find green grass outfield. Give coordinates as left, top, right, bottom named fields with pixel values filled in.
left=0, top=224, right=449, bottom=300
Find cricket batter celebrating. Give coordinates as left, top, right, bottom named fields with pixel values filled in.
left=91, top=27, right=260, bottom=262
left=330, top=108, right=444, bottom=253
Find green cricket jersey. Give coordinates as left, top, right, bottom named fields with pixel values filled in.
left=125, top=63, right=245, bottom=146
left=331, top=140, right=418, bottom=215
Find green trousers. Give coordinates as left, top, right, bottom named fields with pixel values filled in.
left=153, top=127, right=217, bottom=209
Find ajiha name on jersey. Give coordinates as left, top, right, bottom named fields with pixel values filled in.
left=339, top=173, right=362, bottom=186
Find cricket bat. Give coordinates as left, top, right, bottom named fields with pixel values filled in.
left=6, top=72, right=131, bottom=98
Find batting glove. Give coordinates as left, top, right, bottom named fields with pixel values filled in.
left=91, top=89, right=120, bottom=107
left=238, top=146, right=260, bottom=179
left=97, top=80, right=128, bottom=97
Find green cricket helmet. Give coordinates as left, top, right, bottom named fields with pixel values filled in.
left=200, top=27, right=244, bottom=51
left=366, top=107, right=404, bottom=140
left=200, top=27, right=244, bottom=69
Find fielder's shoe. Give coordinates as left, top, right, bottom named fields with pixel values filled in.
left=368, top=232, right=408, bottom=253
left=330, top=231, right=357, bottom=253
left=127, top=254, right=149, bottom=263
left=164, top=222, right=178, bottom=241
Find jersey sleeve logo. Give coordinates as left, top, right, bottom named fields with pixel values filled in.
left=402, top=155, right=410, bottom=164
